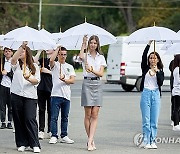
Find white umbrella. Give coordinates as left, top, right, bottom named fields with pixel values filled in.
left=164, top=43, right=180, bottom=55
left=57, top=22, right=117, bottom=50
left=124, top=26, right=180, bottom=44
left=161, top=30, right=180, bottom=51
left=1, top=26, right=56, bottom=50
left=52, top=32, right=64, bottom=43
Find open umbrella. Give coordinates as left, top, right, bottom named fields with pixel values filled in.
left=163, top=43, right=180, bottom=55
left=57, top=21, right=117, bottom=50
left=1, top=26, right=56, bottom=50
left=124, top=25, right=180, bottom=55
left=124, top=26, right=180, bottom=45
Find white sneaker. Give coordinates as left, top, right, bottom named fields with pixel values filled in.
left=17, top=146, right=29, bottom=152
left=173, top=125, right=180, bottom=131
left=171, top=121, right=174, bottom=126
left=17, top=146, right=26, bottom=152
left=38, top=131, right=44, bottom=140
left=144, top=144, right=152, bottom=149
left=44, top=132, right=51, bottom=139
left=49, top=137, right=57, bottom=144
left=151, top=143, right=157, bottom=149
left=33, top=147, right=41, bottom=153
left=60, top=136, right=74, bottom=144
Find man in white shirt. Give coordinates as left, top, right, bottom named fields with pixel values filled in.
left=0, top=47, right=13, bottom=129
left=49, top=46, right=76, bottom=144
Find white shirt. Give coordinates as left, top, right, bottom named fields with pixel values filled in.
left=172, top=67, right=180, bottom=96
left=51, top=62, right=76, bottom=101
left=82, top=52, right=107, bottom=77
left=1, top=57, right=12, bottom=88
left=10, top=62, right=40, bottom=99
left=144, top=71, right=158, bottom=90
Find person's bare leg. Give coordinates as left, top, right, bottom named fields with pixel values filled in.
left=84, top=107, right=92, bottom=137
left=88, top=106, right=100, bottom=150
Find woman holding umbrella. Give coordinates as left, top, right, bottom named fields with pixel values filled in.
left=172, top=54, right=180, bottom=131
left=79, top=35, right=107, bottom=151
left=10, top=41, right=41, bottom=153
left=140, top=40, right=164, bottom=149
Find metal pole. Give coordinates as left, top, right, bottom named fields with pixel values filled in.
left=38, top=0, right=42, bottom=30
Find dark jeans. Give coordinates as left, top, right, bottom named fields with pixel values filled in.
left=37, top=90, right=51, bottom=132
left=11, top=93, right=40, bottom=148
left=173, top=95, right=180, bottom=126
left=50, top=97, right=70, bottom=138
left=0, top=85, right=13, bottom=123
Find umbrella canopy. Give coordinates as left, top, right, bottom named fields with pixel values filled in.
left=1, top=26, right=56, bottom=50
left=57, top=22, right=117, bottom=50
left=52, top=32, right=64, bottom=43
left=164, top=43, right=180, bottom=55
left=124, top=26, right=180, bottom=44
left=161, top=30, right=180, bottom=52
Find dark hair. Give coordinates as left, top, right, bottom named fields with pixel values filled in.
left=173, top=54, right=180, bottom=71
left=60, top=46, right=67, bottom=51
left=148, top=52, right=163, bottom=69
left=88, top=35, right=103, bottom=55
left=4, top=47, right=12, bottom=51
left=19, top=46, right=36, bottom=75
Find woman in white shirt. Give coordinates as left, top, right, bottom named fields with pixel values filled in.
left=79, top=35, right=107, bottom=151
left=172, top=54, right=180, bottom=131
left=11, top=42, right=41, bottom=153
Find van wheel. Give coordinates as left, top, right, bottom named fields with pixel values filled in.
left=135, top=77, right=142, bottom=92
left=121, top=84, right=134, bottom=92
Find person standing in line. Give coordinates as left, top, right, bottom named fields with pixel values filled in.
left=169, top=58, right=175, bottom=126
left=172, top=54, right=180, bottom=131
left=49, top=46, right=76, bottom=144
left=0, top=47, right=13, bottom=129
left=139, top=40, right=164, bottom=149
left=34, top=50, right=53, bottom=139
left=11, top=42, right=41, bottom=153
left=79, top=35, right=107, bottom=151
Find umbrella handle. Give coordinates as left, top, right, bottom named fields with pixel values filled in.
left=23, top=50, right=26, bottom=75
left=42, top=50, right=45, bottom=68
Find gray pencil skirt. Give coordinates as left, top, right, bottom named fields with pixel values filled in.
left=81, top=79, right=102, bottom=107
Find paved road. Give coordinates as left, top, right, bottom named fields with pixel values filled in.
left=0, top=81, right=179, bottom=154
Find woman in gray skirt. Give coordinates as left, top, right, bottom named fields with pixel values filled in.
left=79, top=35, right=107, bottom=151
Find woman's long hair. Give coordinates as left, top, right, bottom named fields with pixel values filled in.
left=19, top=46, right=36, bottom=75
left=173, top=54, right=180, bottom=71
left=88, top=35, right=103, bottom=55
left=148, top=52, right=164, bottom=70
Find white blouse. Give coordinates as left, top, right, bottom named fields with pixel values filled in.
left=10, top=61, right=40, bottom=99
left=51, top=62, right=76, bottom=101
left=172, top=67, right=180, bottom=96
left=82, top=52, right=107, bottom=77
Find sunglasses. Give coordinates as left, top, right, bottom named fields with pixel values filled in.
left=59, top=54, right=67, bottom=56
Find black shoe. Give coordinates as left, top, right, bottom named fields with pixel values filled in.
left=7, top=123, right=13, bottom=129
left=0, top=123, right=6, bottom=129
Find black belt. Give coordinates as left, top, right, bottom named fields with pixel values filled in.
left=84, top=77, right=100, bottom=80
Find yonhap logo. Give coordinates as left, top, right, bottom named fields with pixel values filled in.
left=133, top=133, right=144, bottom=147
left=133, top=133, right=180, bottom=146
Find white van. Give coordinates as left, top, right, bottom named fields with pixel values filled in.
left=106, top=36, right=173, bottom=91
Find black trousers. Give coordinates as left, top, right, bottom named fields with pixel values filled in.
left=171, top=95, right=175, bottom=121
left=11, top=93, right=40, bottom=148
left=173, top=95, right=180, bottom=126
left=0, top=85, right=13, bottom=123
left=37, top=90, right=51, bottom=132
